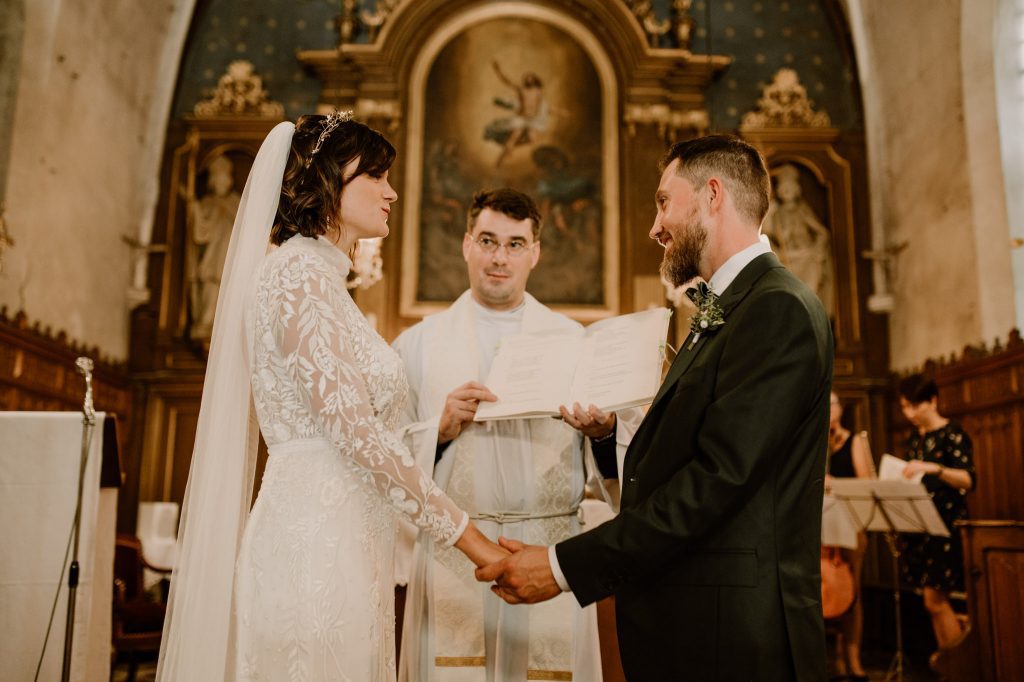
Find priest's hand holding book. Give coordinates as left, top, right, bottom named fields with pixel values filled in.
left=438, top=381, right=498, bottom=444
left=559, top=403, right=616, bottom=441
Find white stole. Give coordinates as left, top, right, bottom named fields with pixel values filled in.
left=397, top=291, right=601, bottom=682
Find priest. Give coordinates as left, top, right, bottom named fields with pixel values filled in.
left=394, top=188, right=639, bottom=682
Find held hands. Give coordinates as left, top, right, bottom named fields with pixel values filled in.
left=474, top=537, right=562, bottom=605
left=438, top=381, right=497, bottom=444
left=454, top=523, right=510, bottom=568
left=558, top=402, right=616, bottom=440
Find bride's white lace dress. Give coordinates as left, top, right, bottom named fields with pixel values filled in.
left=233, top=235, right=468, bottom=681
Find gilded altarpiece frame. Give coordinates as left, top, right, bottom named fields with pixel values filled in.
left=299, top=0, right=728, bottom=340
left=400, top=4, right=620, bottom=320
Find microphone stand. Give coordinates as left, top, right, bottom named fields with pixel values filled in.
left=61, top=357, right=96, bottom=682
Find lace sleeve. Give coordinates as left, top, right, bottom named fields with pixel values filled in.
left=267, top=252, right=468, bottom=546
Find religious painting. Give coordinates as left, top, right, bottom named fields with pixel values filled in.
left=401, top=9, right=619, bottom=320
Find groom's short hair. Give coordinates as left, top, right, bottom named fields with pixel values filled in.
left=661, top=135, right=771, bottom=226
left=467, top=188, right=543, bottom=241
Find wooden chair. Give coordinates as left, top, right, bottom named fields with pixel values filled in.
left=111, top=534, right=170, bottom=682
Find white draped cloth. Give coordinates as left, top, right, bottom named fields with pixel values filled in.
left=394, top=291, right=639, bottom=682
left=0, top=411, right=114, bottom=682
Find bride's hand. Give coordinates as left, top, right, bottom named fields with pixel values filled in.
left=454, top=523, right=511, bottom=568
left=475, top=536, right=511, bottom=568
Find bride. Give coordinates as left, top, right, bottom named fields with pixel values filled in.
left=157, top=113, right=506, bottom=681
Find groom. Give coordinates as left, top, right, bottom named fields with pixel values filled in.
left=476, top=135, right=833, bottom=681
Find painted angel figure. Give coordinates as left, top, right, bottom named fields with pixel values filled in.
left=484, top=59, right=552, bottom=166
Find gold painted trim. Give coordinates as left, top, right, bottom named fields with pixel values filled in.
left=401, top=2, right=621, bottom=322
left=159, top=131, right=199, bottom=330
left=433, top=658, right=571, bottom=680
left=163, top=406, right=179, bottom=501
left=435, top=656, right=485, bottom=667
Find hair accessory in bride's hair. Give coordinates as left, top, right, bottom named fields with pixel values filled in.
left=305, top=110, right=353, bottom=168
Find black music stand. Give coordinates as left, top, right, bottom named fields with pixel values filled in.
left=827, top=479, right=949, bottom=682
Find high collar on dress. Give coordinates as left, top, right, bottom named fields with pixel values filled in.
left=289, top=234, right=353, bottom=277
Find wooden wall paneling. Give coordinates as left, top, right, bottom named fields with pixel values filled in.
left=0, top=309, right=132, bottom=415
left=932, top=521, right=1024, bottom=682
left=985, top=538, right=1024, bottom=681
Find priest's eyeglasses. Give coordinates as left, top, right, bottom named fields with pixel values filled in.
left=469, top=234, right=535, bottom=257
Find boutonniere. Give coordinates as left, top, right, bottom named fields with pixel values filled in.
left=685, top=281, right=726, bottom=350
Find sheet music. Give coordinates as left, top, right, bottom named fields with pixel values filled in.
left=822, top=494, right=860, bottom=549
left=878, top=453, right=924, bottom=483
left=474, top=308, right=671, bottom=421
left=827, top=479, right=949, bottom=537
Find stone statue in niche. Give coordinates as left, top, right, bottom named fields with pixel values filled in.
left=763, top=164, right=835, bottom=317
left=189, top=154, right=240, bottom=340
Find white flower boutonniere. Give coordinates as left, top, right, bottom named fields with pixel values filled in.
left=685, top=281, right=726, bottom=350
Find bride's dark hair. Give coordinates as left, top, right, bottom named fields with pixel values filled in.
left=270, top=115, right=396, bottom=246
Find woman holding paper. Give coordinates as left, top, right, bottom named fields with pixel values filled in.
left=897, top=374, right=975, bottom=650
left=825, top=391, right=874, bottom=681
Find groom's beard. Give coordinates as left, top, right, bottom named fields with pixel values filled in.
left=660, top=205, right=707, bottom=287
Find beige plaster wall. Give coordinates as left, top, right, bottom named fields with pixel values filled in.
left=0, top=0, right=194, bottom=360
left=961, top=0, right=1017, bottom=345
left=850, top=0, right=1016, bottom=370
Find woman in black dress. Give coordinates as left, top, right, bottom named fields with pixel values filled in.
left=825, top=392, right=875, bottom=681
left=897, top=374, right=975, bottom=649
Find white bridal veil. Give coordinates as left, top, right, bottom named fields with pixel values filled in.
left=156, top=121, right=295, bottom=680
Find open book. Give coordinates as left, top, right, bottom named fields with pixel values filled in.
left=473, top=307, right=671, bottom=421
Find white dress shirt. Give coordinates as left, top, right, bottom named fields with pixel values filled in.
left=547, top=235, right=774, bottom=593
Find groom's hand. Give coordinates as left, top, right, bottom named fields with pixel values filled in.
left=474, top=537, right=562, bottom=605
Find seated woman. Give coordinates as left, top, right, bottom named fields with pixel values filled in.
left=825, top=391, right=875, bottom=682
left=897, top=374, right=976, bottom=651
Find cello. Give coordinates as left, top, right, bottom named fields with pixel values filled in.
left=820, top=545, right=855, bottom=619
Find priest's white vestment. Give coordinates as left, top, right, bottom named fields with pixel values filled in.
left=394, top=291, right=637, bottom=682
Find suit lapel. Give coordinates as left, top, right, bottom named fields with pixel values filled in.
left=649, top=333, right=705, bottom=407
left=647, top=253, right=783, bottom=414
left=623, top=252, right=784, bottom=484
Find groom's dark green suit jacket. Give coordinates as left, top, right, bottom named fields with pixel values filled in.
left=557, top=253, right=832, bottom=682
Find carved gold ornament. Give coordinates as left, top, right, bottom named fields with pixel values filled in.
left=193, top=60, right=285, bottom=118
left=741, top=68, right=831, bottom=129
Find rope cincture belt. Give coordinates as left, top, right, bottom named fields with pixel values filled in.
left=470, top=506, right=581, bottom=524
